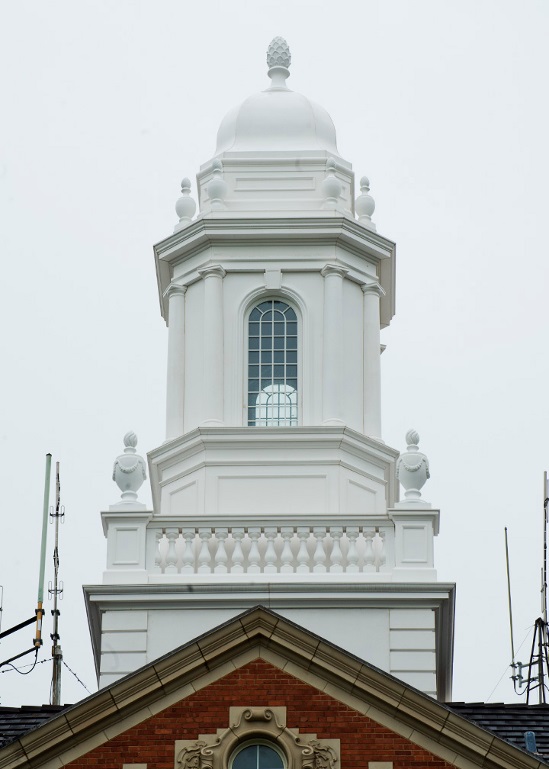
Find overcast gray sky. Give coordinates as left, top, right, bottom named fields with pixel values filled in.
left=1, top=0, right=548, bottom=707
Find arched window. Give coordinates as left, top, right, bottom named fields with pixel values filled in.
left=231, top=743, right=285, bottom=769
left=248, top=300, right=298, bottom=426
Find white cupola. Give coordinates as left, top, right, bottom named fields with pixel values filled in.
left=86, top=39, right=454, bottom=704
left=194, top=37, right=354, bottom=217
left=215, top=37, right=339, bottom=156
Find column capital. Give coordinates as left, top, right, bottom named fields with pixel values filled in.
left=198, top=264, right=226, bottom=280
left=362, top=281, right=386, bottom=298
left=163, top=282, right=187, bottom=300
left=321, top=263, right=348, bottom=279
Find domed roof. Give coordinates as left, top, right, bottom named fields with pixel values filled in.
left=215, top=37, right=340, bottom=156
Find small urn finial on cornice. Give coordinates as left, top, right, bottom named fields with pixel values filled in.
left=355, top=176, right=376, bottom=231
left=112, top=431, right=147, bottom=504
left=396, top=429, right=430, bottom=505
left=207, top=159, right=228, bottom=210
left=321, top=158, right=342, bottom=209
left=267, top=36, right=291, bottom=89
left=174, top=177, right=196, bottom=232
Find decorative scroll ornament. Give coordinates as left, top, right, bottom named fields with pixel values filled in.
left=175, top=706, right=340, bottom=769
left=112, top=431, right=147, bottom=503
left=396, top=429, right=430, bottom=503
left=174, top=177, right=196, bottom=232
left=355, top=176, right=376, bottom=231
left=302, top=740, right=338, bottom=769
left=178, top=741, right=213, bottom=769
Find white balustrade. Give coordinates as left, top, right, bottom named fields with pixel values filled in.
left=347, top=527, right=359, bottom=573
left=198, top=529, right=212, bottom=574
left=181, top=528, right=195, bottom=574
left=150, top=521, right=390, bottom=576
left=313, top=527, right=327, bottom=573
left=166, top=528, right=179, bottom=574
left=214, top=528, right=228, bottom=574
left=248, top=528, right=261, bottom=574
left=329, top=527, right=343, bottom=573
left=232, top=528, right=245, bottom=573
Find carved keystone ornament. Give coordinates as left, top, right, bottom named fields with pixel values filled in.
left=174, top=706, right=339, bottom=769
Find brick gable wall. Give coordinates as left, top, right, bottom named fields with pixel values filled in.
left=67, top=660, right=454, bottom=769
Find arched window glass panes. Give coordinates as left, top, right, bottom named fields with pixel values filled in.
left=232, top=744, right=284, bottom=769
left=248, top=300, right=298, bottom=426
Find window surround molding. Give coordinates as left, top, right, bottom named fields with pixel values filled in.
left=174, top=706, right=340, bottom=769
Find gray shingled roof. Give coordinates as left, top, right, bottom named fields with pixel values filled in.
left=447, top=702, right=549, bottom=758
left=0, top=704, right=70, bottom=748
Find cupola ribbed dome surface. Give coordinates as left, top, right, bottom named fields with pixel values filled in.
left=215, top=37, right=340, bottom=156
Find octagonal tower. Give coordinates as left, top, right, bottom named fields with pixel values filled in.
left=85, top=39, right=454, bottom=702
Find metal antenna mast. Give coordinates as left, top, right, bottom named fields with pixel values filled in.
left=511, top=474, right=549, bottom=702
left=543, top=472, right=548, bottom=626
left=49, top=461, right=64, bottom=705
left=505, top=528, right=516, bottom=665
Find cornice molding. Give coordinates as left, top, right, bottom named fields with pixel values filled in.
left=152, top=216, right=396, bottom=327
left=154, top=216, right=395, bottom=262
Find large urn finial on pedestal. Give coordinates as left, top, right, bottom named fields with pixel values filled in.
left=267, top=36, right=291, bottom=89
left=112, top=431, right=147, bottom=504
left=396, top=429, right=430, bottom=504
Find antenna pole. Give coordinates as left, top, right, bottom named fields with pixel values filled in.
left=50, top=462, right=63, bottom=705
left=34, top=454, right=52, bottom=648
left=505, top=527, right=516, bottom=663
left=543, top=472, right=548, bottom=625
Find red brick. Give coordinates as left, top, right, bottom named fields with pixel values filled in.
left=66, top=660, right=454, bottom=769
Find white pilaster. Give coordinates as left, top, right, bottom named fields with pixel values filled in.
left=198, top=265, right=226, bottom=425
left=362, top=282, right=385, bottom=440
left=165, top=284, right=187, bottom=441
left=321, top=264, right=348, bottom=425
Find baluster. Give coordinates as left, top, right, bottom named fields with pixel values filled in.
left=155, top=530, right=165, bottom=573
left=373, top=529, right=386, bottom=572
left=264, top=527, right=278, bottom=574
left=346, top=527, right=359, bottom=573
left=214, top=528, right=229, bottom=574
left=248, top=528, right=261, bottom=573
left=329, top=527, right=343, bottom=573
left=313, top=527, right=327, bottom=573
left=296, top=527, right=310, bottom=573
left=364, top=530, right=375, bottom=572
left=181, top=528, right=196, bottom=574
left=175, top=528, right=184, bottom=568
left=231, top=528, right=245, bottom=573
left=198, top=529, right=213, bottom=574
left=280, top=527, right=294, bottom=573
left=166, top=528, right=179, bottom=574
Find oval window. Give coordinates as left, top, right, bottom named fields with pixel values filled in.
left=231, top=743, right=284, bottom=769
